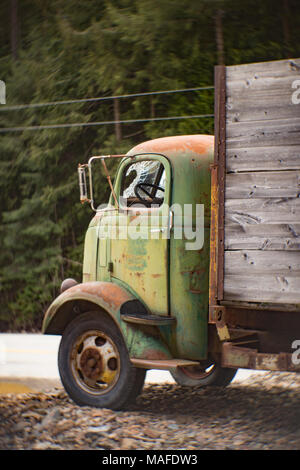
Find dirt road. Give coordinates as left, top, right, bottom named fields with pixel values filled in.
left=1, top=370, right=300, bottom=450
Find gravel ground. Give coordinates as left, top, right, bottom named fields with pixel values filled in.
left=1, top=371, right=300, bottom=450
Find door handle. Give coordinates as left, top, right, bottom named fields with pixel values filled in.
left=150, top=228, right=166, bottom=233
left=169, top=210, right=173, bottom=232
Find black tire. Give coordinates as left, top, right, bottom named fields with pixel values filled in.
left=170, top=361, right=237, bottom=387
left=58, top=311, right=146, bottom=410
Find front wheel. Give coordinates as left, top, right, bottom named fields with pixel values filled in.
left=58, top=311, right=146, bottom=410
left=170, top=360, right=237, bottom=387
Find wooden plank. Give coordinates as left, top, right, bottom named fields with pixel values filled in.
left=225, top=171, right=300, bottom=199
left=225, top=197, right=300, bottom=225
left=224, top=250, right=300, bottom=275
left=226, top=118, right=300, bottom=148
left=224, top=274, right=300, bottom=304
left=225, top=222, right=300, bottom=251
left=226, top=146, right=300, bottom=172
left=225, top=235, right=300, bottom=251
left=226, top=58, right=300, bottom=81
left=227, top=74, right=299, bottom=95
left=225, top=222, right=300, bottom=235
left=226, top=76, right=299, bottom=123
left=221, top=299, right=300, bottom=312
left=224, top=171, right=300, bottom=250
left=224, top=247, right=300, bottom=303
left=226, top=61, right=300, bottom=122
left=227, top=105, right=299, bottom=124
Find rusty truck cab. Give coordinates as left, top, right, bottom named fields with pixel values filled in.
left=42, top=135, right=237, bottom=410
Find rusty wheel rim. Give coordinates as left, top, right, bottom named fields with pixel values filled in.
left=70, top=330, right=120, bottom=395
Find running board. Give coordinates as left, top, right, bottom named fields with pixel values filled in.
left=122, top=313, right=176, bottom=326
left=131, top=358, right=200, bottom=370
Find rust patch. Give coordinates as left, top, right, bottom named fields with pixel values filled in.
left=209, top=164, right=219, bottom=319
left=80, top=348, right=103, bottom=379
left=222, top=342, right=300, bottom=372
left=128, top=135, right=214, bottom=158
left=142, top=348, right=170, bottom=361
left=63, top=281, right=133, bottom=312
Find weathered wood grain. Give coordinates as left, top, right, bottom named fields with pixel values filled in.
left=227, top=74, right=299, bottom=95
left=226, top=58, right=300, bottom=81
left=225, top=222, right=300, bottom=250
left=225, top=235, right=300, bottom=251
left=225, top=197, right=300, bottom=225
left=226, top=74, right=299, bottom=123
left=221, top=58, right=300, bottom=305
left=226, top=118, right=300, bottom=148
left=224, top=249, right=300, bottom=303
left=226, top=146, right=300, bottom=172
left=225, top=171, right=300, bottom=199
left=224, top=250, right=300, bottom=274
left=227, top=104, right=299, bottom=124
left=224, top=274, right=300, bottom=303
left=225, top=222, right=300, bottom=235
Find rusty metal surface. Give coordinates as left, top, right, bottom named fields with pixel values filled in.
left=220, top=305, right=300, bottom=354
left=103, top=153, right=171, bottom=317
left=80, top=348, right=104, bottom=379
left=209, top=164, right=218, bottom=318
left=221, top=342, right=300, bottom=372
left=121, top=314, right=176, bottom=326
left=43, top=281, right=175, bottom=363
left=71, top=328, right=120, bottom=391
left=42, top=281, right=136, bottom=334
left=208, top=67, right=228, bottom=350
left=101, top=158, right=120, bottom=209
left=209, top=305, right=230, bottom=341
left=125, top=136, right=214, bottom=360
left=47, top=135, right=215, bottom=365
left=127, top=135, right=214, bottom=159
left=131, top=358, right=200, bottom=370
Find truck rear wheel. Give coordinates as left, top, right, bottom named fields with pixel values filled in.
left=58, top=311, right=146, bottom=410
left=171, top=360, right=237, bottom=387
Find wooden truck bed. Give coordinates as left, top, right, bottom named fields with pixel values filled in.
left=210, top=58, right=300, bottom=314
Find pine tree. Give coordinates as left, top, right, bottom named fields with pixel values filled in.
left=0, top=0, right=299, bottom=330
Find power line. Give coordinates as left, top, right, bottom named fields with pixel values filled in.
left=0, top=113, right=214, bottom=133
left=0, top=86, right=214, bottom=112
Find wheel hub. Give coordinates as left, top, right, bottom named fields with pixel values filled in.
left=80, top=348, right=103, bottom=380
left=70, top=330, right=120, bottom=395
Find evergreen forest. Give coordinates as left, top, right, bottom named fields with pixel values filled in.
left=0, top=0, right=300, bottom=330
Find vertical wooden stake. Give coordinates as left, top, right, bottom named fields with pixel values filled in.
left=215, top=9, right=225, bottom=66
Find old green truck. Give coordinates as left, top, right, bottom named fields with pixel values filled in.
left=42, top=58, right=300, bottom=410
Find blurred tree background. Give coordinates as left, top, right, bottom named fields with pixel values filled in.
left=0, top=0, right=299, bottom=330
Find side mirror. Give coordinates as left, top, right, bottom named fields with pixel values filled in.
left=78, top=164, right=90, bottom=204
left=78, top=154, right=131, bottom=211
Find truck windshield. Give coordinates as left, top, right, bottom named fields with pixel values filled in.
left=121, top=160, right=165, bottom=208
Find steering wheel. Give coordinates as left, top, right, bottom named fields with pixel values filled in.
left=134, top=183, right=165, bottom=206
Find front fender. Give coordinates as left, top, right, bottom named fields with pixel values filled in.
left=42, top=281, right=172, bottom=361
left=42, top=281, right=138, bottom=334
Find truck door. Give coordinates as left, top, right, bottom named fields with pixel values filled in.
left=100, top=155, right=171, bottom=316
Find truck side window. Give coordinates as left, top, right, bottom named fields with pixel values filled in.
left=121, top=160, right=165, bottom=208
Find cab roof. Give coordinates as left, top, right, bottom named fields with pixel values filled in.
left=127, top=134, right=214, bottom=161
